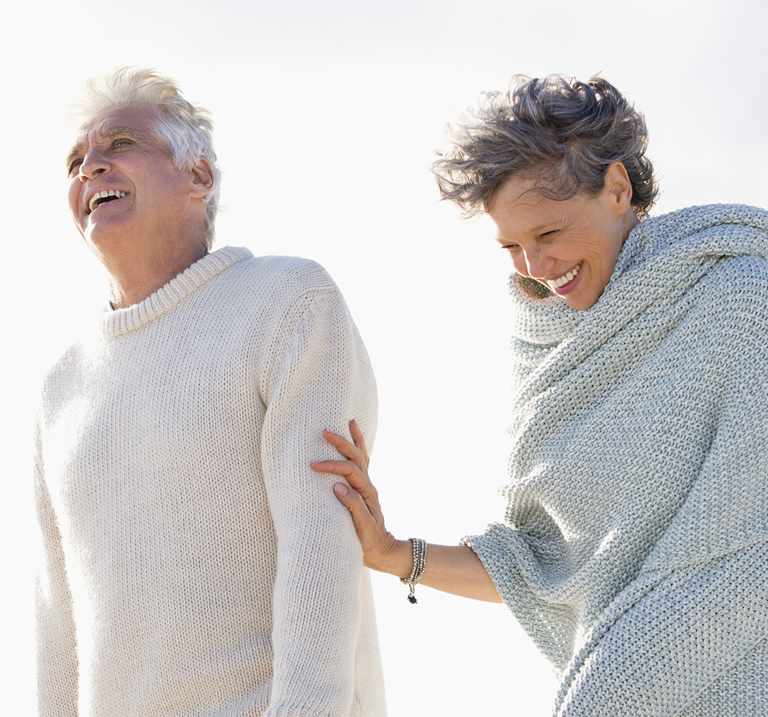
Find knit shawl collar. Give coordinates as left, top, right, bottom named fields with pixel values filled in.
left=100, top=246, right=252, bottom=340
left=508, top=204, right=768, bottom=404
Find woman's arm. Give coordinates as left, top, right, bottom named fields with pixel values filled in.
left=312, top=422, right=502, bottom=603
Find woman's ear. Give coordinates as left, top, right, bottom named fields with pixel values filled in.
left=189, top=158, right=214, bottom=199
left=603, top=161, right=633, bottom=214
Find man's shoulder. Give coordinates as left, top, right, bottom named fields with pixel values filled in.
left=203, top=250, right=355, bottom=338
left=221, top=249, right=340, bottom=299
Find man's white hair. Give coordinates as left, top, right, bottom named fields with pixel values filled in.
left=75, top=67, right=221, bottom=248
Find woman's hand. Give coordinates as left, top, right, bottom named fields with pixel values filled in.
left=312, top=421, right=502, bottom=602
left=311, top=420, right=406, bottom=575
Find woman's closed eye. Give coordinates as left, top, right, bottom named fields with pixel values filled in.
left=539, top=229, right=560, bottom=240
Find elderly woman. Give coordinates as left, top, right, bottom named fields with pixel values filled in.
left=313, top=75, right=768, bottom=715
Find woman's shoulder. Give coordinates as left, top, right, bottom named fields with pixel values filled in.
left=703, top=253, right=768, bottom=300
left=648, top=203, right=768, bottom=230
left=638, top=203, right=768, bottom=256
left=690, top=255, right=768, bottom=354
left=630, top=204, right=768, bottom=301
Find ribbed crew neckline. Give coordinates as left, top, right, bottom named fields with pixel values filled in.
left=100, top=246, right=252, bottom=340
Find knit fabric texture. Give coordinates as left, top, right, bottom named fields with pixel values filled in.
left=34, top=247, right=385, bottom=716
left=463, top=205, right=768, bottom=715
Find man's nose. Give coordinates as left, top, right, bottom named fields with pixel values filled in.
left=79, top=150, right=110, bottom=181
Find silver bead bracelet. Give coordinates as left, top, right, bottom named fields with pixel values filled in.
left=399, top=537, right=428, bottom=604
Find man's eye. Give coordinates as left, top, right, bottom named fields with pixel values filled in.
left=113, top=139, right=131, bottom=149
left=68, top=160, right=82, bottom=177
left=501, top=244, right=520, bottom=254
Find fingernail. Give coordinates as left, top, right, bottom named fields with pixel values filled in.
left=334, top=483, right=349, bottom=497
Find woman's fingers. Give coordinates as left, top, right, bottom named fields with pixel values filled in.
left=312, top=422, right=395, bottom=571
left=349, top=419, right=370, bottom=466
left=321, top=428, right=367, bottom=469
left=311, top=459, right=369, bottom=492
left=312, top=459, right=382, bottom=517
left=333, top=482, right=376, bottom=533
left=331, top=482, right=395, bottom=571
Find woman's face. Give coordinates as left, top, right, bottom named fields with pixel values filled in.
left=488, top=162, right=640, bottom=311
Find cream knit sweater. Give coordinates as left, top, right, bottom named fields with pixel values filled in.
left=34, top=247, right=385, bottom=717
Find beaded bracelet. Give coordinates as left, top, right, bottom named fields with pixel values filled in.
left=399, top=538, right=428, bottom=604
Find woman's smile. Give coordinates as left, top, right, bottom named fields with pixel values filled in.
left=546, top=261, right=583, bottom=291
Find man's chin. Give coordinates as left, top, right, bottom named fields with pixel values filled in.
left=82, top=223, right=123, bottom=252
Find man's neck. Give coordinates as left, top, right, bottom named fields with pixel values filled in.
left=104, top=237, right=210, bottom=310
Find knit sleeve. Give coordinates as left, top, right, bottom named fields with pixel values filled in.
left=34, top=427, right=79, bottom=716
left=259, top=286, right=379, bottom=716
left=460, top=523, right=578, bottom=669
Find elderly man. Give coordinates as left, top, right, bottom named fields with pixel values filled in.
left=34, top=68, right=384, bottom=716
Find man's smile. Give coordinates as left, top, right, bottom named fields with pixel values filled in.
left=87, top=189, right=127, bottom=214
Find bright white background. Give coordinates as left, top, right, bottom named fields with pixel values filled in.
left=3, top=1, right=766, bottom=713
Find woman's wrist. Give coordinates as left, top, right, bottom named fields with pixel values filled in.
left=368, top=535, right=416, bottom=578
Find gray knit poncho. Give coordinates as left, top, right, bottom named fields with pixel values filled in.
left=463, top=205, right=768, bottom=715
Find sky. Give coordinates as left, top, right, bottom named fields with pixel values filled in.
left=3, top=0, right=767, bottom=713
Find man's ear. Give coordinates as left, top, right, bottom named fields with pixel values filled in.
left=189, top=158, right=214, bottom=199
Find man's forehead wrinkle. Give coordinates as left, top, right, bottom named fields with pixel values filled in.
left=66, top=123, right=149, bottom=166
left=90, top=120, right=150, bottom=143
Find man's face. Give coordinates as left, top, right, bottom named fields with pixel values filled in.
left=67, top=104, right=197, bottom=252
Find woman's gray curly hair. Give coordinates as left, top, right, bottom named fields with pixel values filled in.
left=433, top=75, right=657, bottom=220
left=74, top=67, right=221, bottom=249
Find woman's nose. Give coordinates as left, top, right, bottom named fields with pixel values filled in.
left=522, top=247, right=554, bottom=279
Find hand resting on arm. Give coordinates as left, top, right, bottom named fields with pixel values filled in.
left=311, top=421, right=501, bottom=603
